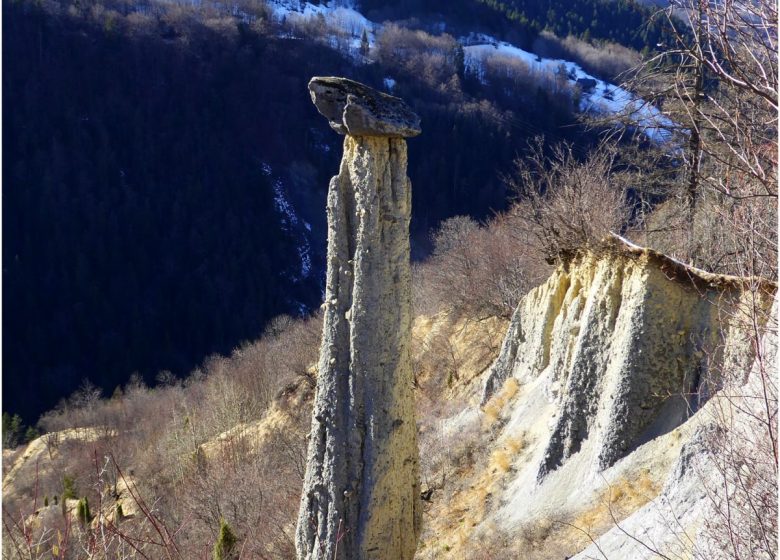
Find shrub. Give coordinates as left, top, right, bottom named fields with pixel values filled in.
left=213, top=518, right=238, bottom=560
left=76, top=497, right=92, bottom=525
left=504, top=138, right=630, bottom=264
left=62, top=474, right=77, bottom=501
left=414, top=215, right=549, bottom=318
left=23, top=311, right=321, bottom=559
left=532, top=30, right=641, bottom=82
left=636, top=192, right=778, bottom=280
left=375, top=24, right=462, bottom=93
left=482, top=378, right=521, bottom=428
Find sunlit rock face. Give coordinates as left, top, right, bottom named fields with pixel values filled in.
left=296, top=77, right=421, bottom=560
left=483, top=236, right=774, bottom=479
left=308, top=76, right=421, bottom=138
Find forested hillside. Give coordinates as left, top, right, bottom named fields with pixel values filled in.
left=359, top=0, right=675, bottom=53
left=4, top=0, right=612, bottom=422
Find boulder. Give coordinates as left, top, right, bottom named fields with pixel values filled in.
left=308, top=76, right=421, bottom=138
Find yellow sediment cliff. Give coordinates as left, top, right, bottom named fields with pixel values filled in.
left=419, top=236, right=774, bottom=558
left=483, top=235, right=774, bottom=477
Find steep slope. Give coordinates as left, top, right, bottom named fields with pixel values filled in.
left=573, top=299, right=778, bottom=559
left=418, top=236, right=775, bottom=558
left=482, top=235, right=771, bottom=474
left=3, top=428, right=112, bottom=500
left=6, top=233, right=772, bottom=559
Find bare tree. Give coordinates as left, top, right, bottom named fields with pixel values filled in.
left=621, top=1, right=778, bottom=557
left=635, top=0, right=777, bottom=198
left=503, top=138, right=631, bottom=265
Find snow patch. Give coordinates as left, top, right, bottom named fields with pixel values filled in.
left=462, top=34, right=676, bottom=143
left=264, top=0, right=375, bottom=60
left=265, top=163, right=313, bottom=281
left=262, top=5, right=674, bottom=142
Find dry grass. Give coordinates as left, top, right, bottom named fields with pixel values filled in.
left=413, top=312, right=508, bottom=405
left=482, top=403, right=501, bottom=425
left=517, top=517, right=556, bottom=550
left=489, top=432, right=527, bottom=474
left=482, top=378, right=520, bottom=427
left=490, top=449, right=512, bottom=473
left=570, top=468, right=659, bottom=541
left=453, top=467, right=661, bottom=560
left=419, top=447, right=500, bottom=556
left=505, top=435, right=525, bottom=454
left=418, top=428, right=532, bottom=558
left=413, top=309, right=520, bottom=559
left=445, top=467, right=663, bottom=560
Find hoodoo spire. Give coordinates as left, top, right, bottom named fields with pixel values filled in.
left=296, top=77, right=421, bottom=560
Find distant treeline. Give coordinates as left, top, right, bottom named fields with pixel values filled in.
left=3, top=0, right=601, bottom=422
left=359, top=0, right=676, bottom=54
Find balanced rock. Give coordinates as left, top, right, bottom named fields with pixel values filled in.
left=308, top=76, right=421, bottom=138
left=296, top=78, right=421, bottom=560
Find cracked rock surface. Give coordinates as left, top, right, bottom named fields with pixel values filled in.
left=296, top=78, right=420, bottom=560
left=482, top=237, right=775, bottom=480
left=308, top=76, right=421, bottom=138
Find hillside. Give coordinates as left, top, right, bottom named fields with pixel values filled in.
left=5, top=0, right=641, bottom=422
left=417, top=237, right=776, bottom=557
left=3, top=238, right=775, bottom=558
left=357, top=0, right=676, bottom=53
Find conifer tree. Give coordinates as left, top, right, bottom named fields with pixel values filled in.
left=213, top=518, right=238, bottom=560
left=360, top=28, right=370, bottom=57
left=76, top=497, right=92, bottom=525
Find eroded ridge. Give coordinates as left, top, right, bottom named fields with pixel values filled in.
left=481, top=237, right=776, bottom=483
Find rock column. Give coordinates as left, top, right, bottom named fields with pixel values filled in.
left=296, top=77, right=421, bottom=560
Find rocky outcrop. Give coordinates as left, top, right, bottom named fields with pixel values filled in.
left=482, top=235, right=776, bottom=479
left=416, top=237, right=777, bottom=557
left=3, top=427, right=114, bottom=498
left=308, top=77, right=421, bottom=138
left=296, top=78, right=420, bottom=560
left=572, top=297, right=777, bottom=559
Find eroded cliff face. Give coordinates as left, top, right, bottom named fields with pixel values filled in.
left=414, top=237, right=775, bottom=558
left=296, top=78, right=420, bottom=560
left=483, top=236, right=767, bottom=480
left=572, top=298, right=778, bottom=560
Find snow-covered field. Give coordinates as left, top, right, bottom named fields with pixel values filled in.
left=263, top=0, right=375, bottom=61
left=264, top=0, right=371, bottom=34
